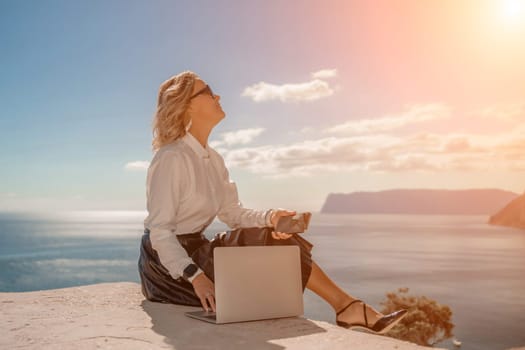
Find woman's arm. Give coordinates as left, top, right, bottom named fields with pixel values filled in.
left=146, top=151, right=204, bottom=281
left=215, top=154, right=274, bottom=229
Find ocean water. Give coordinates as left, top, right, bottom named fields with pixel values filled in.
left=0, top=210, right=524, bottom=350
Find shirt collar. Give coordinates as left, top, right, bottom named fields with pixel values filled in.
left=182, top=131, right=210, bottom=159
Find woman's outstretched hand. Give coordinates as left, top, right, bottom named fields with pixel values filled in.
left=270, top=208, right=296, bottom=240
left=191, top=272, right=216, bottom=312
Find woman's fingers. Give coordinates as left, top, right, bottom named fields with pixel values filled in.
left=271, top=231, right=293, bottom=240
left=199, top=292, right=216, bottom=312
left=281, top=231, right=292, bottom=239
left=270, top=209, right=297, bottom=227
left=272, top=209, right=296, bottom=239
left=200, top=296, right=209, bottom=312
left=207, top=294, right=216, bottom=312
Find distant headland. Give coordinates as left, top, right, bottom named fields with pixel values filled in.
left=320, top=188, right=519, bottom=215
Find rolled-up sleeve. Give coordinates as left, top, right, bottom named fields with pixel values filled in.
left=146, top=151, right=203, bottom=281
left=215, top=155, right=273, bottom=229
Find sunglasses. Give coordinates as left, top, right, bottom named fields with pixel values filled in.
left=190, top=84, right=214, bottom=99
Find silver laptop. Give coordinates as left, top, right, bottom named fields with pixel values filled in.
left=184, top=245, right=304, bottom=324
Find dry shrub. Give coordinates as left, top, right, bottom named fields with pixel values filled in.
left=379, top=287, right=455, bottom=347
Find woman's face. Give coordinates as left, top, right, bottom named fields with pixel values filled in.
left=188, top=78, right=225, bottom=128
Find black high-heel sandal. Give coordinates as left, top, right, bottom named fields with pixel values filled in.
left=335, top=299, right=408, bottom=335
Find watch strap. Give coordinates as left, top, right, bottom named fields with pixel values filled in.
left=187, top=266, right=204, bottom=283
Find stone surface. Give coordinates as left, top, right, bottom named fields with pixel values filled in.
left=1, top=282, right=446, bottom=350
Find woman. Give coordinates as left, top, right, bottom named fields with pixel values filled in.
left=138, top=70, right=408, bottom=334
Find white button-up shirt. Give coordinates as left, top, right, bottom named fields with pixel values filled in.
left=144, top=131, right=273, bottom=282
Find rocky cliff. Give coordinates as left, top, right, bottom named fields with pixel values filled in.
left=489, top=192, right=525, bottom=229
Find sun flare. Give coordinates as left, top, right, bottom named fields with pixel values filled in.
left=501, top=0, right=524, bottom=25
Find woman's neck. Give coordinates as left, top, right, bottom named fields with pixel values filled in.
left=187, top=127, right=210, bottom=149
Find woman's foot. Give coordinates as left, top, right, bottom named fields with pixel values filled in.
left=335, top=298, right=383, bottom=328
left=335, top=298, right=409, bottom=334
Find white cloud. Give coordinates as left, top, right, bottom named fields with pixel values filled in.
left=240, top=68, right=341, bottom=103
left=367, top=155, right=442, bottom=172
left=241, top=69, right=337, bottom=103
left=125, top=161, right=149, bottom=171
left=210, top=128, right=265, bottom=148
left=222, top=135, right=395, bottom=178
left=300, top=126, right=315, bottom=134
left=311, top=68, right=337, bottom=79
left=475, top=101, right=525, bottom=121
left=323, top=103, right=451, bottom=135
left=219, top=130, right=525, bottom=178
left=123, top=102, right=525, bottom=179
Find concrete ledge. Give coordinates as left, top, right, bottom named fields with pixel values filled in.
left=1, top=282, right=445, bottom=350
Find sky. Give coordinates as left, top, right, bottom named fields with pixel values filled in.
left=1, top=0, right=524, bottom=213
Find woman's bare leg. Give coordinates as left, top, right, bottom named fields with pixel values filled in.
left=306, top=260, right=384, bottom=325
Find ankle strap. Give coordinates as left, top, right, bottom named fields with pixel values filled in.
left=336, top=299, right=363, bottom=316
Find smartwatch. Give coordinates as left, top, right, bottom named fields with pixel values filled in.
left=182, top=263, right=199, bottom=282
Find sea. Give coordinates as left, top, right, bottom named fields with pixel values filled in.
left=0, top=210, right=524, bottom=350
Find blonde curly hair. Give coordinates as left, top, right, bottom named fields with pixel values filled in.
left=151, top=70, right=199, bottom=152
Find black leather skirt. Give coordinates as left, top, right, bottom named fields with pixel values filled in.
left=138, top=226, right=314, bottom=306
